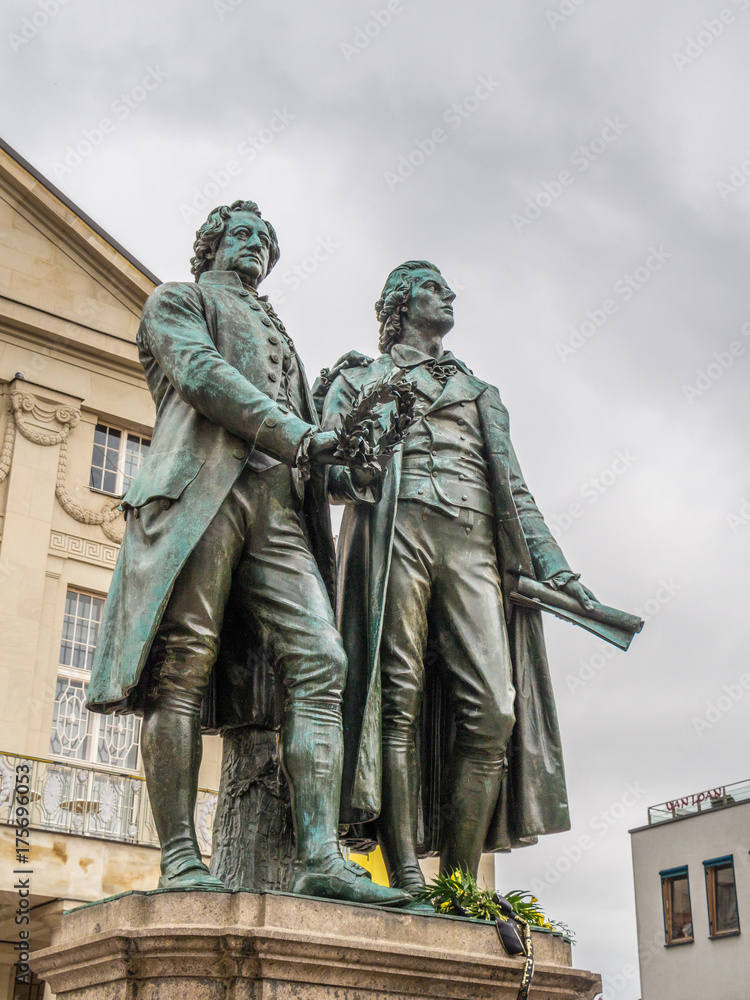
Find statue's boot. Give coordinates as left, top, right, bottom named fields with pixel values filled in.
left=284, top=703, right=411, bottom=908
left=439, top=753, right=504, bottom=878
left=142, top=698, right=225, bottom=891
left=377, top=741, right=436, bottom=914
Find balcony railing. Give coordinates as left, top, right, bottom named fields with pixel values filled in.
left=647, top=777, right=750, bottom=825
left=0, top=751, right=217, bottom=855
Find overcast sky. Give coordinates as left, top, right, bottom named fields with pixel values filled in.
left=3, top=0, right=750, bottom=993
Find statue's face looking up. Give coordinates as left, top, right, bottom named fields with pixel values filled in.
left=209, top=211, right=272, bottom=287
left=403, top=269, right=456, bottom=340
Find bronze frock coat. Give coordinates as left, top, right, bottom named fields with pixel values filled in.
left=87, top=270, right=335, bottom=725
left=323, top=353, right=575, bottom=852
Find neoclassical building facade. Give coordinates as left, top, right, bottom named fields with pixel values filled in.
left=0, top=140, right=221, bottom=1000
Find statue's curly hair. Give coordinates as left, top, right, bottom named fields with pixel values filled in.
left=190, top=200, right=280, bottom=280
left=374, top=260, right=442, bottom=353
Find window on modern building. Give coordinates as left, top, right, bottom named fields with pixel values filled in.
left=704, top=856, right=740, bottom=938
left=660, top=866, right=694, bottom=945
left=49, top=588, right=141, bottom=771
left=89, top=423, right=150, bottom=496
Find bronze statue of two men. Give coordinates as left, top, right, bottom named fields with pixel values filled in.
left=87, top=198, right=597, bottom=909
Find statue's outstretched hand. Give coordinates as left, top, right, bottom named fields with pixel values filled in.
left=307, top=430, right=348, bottom=465
left=330, top=350, right=374, bottom=375
left=351, top=466, right=384, bottom=488
left=563, top=579, right=598, bottom=613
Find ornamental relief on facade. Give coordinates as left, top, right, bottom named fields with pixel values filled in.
left=0, top=388, right=125, bottom=543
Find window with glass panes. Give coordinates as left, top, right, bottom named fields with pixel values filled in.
left=704, top=857, right=740, bottom=937
left=661, top=866, right=694, bottom=945
left=89, top=423, right=150, bottom=496
left=50, top=589, right=141, bottom=771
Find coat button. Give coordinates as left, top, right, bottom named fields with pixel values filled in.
left=268, top=372, right=278, bottom=381
left=459, top=473, right=467, bottom=480
left=261, top=316, right=272, bottom=326
left=462, top=495, right=468, bottom=501
left=268, top=335, right=280, bottom=345
left=159, top=498, right=171, bottom=510
left=232, top=448, right=245, bottom=460
left=458, top=418, right=466, bottom=425
left=270, top=353, right=280, bottom=363
left=431, top=470, right=438, bottom=477
left=265, top=416, right=278, bottom=428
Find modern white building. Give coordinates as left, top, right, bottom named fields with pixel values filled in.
left=630, top=778, right=749, bottom=1000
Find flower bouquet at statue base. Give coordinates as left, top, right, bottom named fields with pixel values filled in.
left=417, top=870, right=576, bottom=1000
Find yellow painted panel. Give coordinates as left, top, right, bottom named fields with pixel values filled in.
left=349, top=847, right=389, bottom=887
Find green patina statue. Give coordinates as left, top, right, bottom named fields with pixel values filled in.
left=85, top=201, right=411, bottom=907
left=321, top=261, right=600, bottom=909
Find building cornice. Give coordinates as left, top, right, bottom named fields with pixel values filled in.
left=0, top=295, right=144, bottom=381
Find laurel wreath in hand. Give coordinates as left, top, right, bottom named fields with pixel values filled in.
left=334, top=370, right=417, bottom=472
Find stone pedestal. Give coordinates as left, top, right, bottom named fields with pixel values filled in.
left=32, top=890, right=602, bottom=1000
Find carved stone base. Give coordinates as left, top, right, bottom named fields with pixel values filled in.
left=32, top=890, right=602, bottom=1000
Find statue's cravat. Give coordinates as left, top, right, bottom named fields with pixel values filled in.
left=423, top=358, right=460, bottom=386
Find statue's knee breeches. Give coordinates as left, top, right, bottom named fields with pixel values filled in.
left=452, top=697, right=515, bottom=762
left=145, top=638, right=216, bottom=717
left=381, top=677, right=422, bottom=748
left=281, top=621, right=347, bottom=709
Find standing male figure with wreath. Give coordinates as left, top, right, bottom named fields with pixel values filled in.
left=86, top=201, right=409, bottom=907
left=322, top=261, right=597, bottom=906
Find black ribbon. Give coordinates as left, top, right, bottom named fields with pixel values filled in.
left=492, top=892, right=535, bottom=1000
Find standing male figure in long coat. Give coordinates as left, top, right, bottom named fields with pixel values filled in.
left=86, top=200, right=408, bottom=907
left=322, top=260, right=597, bottom=904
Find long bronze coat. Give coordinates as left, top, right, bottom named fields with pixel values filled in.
left=87, top=270, right=334, bottom=723
left=323, top=353, right=574, bottom=852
